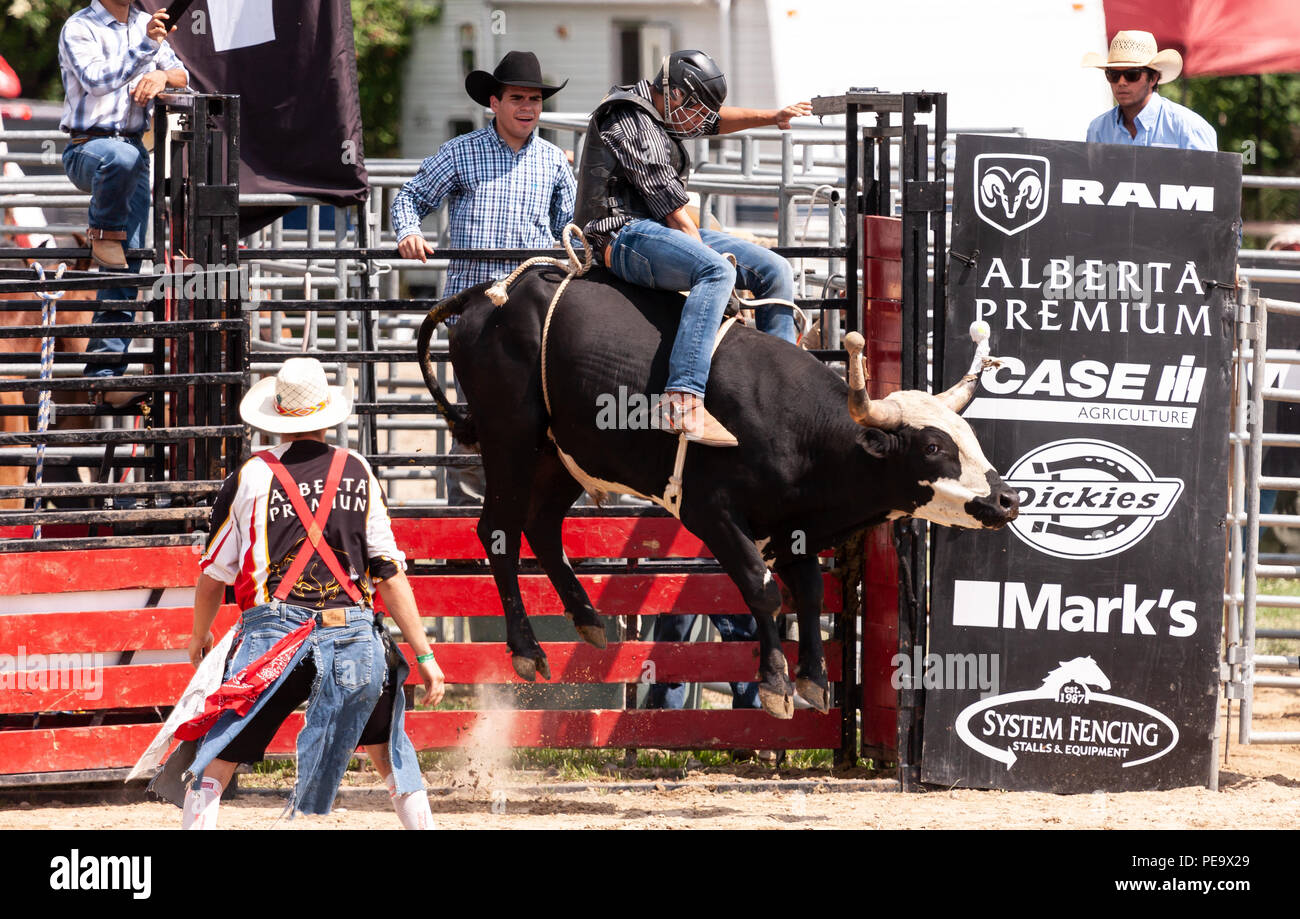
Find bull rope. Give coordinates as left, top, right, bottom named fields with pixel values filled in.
left=31, top=261, right=67, bottom=541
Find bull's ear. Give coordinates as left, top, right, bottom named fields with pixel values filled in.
left=860, top=427, right=891, bottom=459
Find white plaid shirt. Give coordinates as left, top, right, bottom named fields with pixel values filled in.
left=58, top=0, right=186, bottom=135
left=390, top=121, right=576, bottom=296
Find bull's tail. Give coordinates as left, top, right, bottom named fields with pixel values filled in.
left=417, top=291, right=477, bottom=446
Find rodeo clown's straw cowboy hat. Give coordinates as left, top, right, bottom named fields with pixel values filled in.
left=240, top=357, right=353, bottom=434
left=1081, top=30, right=1183, bottom=84
left=465, top=50, right=568, bottom=107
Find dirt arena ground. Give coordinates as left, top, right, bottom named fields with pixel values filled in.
left=0, top=687, right=1295, bottom=830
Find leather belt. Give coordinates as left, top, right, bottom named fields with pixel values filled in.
left=65, top=130, right=144, bottom=148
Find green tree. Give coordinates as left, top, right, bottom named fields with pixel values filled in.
left=1177, top=74, right=1300, bottom=244
left=0, top=0, right=438, bottom=158
left=351, top=0, right=440, bottom=157
left=0, top=0, right=85, bottom=101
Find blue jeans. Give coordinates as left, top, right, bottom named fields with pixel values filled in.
left=643, top=613, right=760, bottom=710
left=186, top=603, right=424, bottom=816
left=62, top=136, right=151, bottom=377
left=608, top=221, right=796, bottom=396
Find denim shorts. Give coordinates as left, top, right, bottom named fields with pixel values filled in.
left=184, top=602, right=424, bottom=815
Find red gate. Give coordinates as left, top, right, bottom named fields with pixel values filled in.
left=0, top=515, right=850, bottom=782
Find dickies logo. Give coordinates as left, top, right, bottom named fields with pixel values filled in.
left=974, top=154, right=1050, bottom=236
left=1004, top=439, right=1183, bottom=560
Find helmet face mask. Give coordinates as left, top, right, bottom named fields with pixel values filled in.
left=663, top=87, right=719, bottom=138
left=656, top=51, right=726, bottom=139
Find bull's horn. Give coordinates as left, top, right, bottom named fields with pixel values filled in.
left=936, top=320, right=992, bottom=413
left=844, top=331, right=901, bottom=429
left=936, top=374, right=979, bottom=413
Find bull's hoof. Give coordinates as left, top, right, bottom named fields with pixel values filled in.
left=575, top=623, right=607, bottom=650
left=511, top=653, right=551, bottom=682
left=796, top=676, right=831, bottom=714
left=758, top=686, right=795, bottom=720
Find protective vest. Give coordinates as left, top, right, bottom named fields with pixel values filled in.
left=575, top=87, right=691, bottom=229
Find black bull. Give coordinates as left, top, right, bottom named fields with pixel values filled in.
left=418, top=267, right=1018, bottom=719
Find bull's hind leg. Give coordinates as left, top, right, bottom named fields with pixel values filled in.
left=775, top=554, right=830, bottom=714
left=524, top=446, right=607, bottom=650
left=685, top=508, right=794, bottom=719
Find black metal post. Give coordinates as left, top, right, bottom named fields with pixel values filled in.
left=844, top=104, right=860, bottom=335
left=356, top=206, right=378, bottom=457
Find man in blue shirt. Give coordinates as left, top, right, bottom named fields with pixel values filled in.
left=391, top=50, right=575, bottom=293
left=1083, top=30, right=1217, bottom=151
left=59, top=1, right=188, bottom=397
left=391, top=50, right=575, bottom=505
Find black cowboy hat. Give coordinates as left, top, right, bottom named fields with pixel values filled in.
left=465, top=51, right=568, bottom=108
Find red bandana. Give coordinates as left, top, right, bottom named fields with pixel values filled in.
left=175, top=619, right=316, bottom=741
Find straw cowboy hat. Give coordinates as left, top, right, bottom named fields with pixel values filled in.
left=465, top=50, right=568, bottom=108
left=1082, top=30, right=1183, bottom=84
left=240, top=358, right=353, bottom=434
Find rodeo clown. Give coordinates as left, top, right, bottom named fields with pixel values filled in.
left=150, top=358, right=444, bottom=828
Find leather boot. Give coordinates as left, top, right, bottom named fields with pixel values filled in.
left=660, top=392, right=738, bottom=447
left=86, top=227, right=127, bottom=269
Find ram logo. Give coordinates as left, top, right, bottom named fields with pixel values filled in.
left=974, top=154, right=1050, bottom=236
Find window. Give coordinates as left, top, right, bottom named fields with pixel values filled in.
left=616, top=22, right=672, bottom=84
left=458, top=23, right=475, bottom=78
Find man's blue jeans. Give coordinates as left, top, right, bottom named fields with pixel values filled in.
left=607, top=220, right=796, bottom=396
left=644, top=613, right=760, bottom=710
left=188, top=603, right=424, bottom=816
left=62, top=135, right=151, bottom=378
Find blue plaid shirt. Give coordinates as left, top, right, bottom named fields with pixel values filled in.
left=391, top=121, right=576, bottom=296
left=58, top=0, right=186, bottom=134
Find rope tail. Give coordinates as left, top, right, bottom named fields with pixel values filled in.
left=417, top=290, right=477, bottom=446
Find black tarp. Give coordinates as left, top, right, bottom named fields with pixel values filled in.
left=148, top=0, right=368, bottom=236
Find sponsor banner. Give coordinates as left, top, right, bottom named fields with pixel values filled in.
left=924, top=135, right=1240, bottom=792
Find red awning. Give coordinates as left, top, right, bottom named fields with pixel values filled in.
left=1103, top=0, right=1300, bottom=76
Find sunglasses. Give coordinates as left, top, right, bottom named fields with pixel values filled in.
left=1105, top=68, right=1153, bottom=84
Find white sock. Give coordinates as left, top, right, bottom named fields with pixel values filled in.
left=385, top=773, right=434, bottom=830
left=182, top=776, right=224, bottom=830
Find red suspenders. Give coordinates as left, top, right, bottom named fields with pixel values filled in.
left=256, top=446, right=365, bottom=606
left=175, top=447, right=369, bottom=741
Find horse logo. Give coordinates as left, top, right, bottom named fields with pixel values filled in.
left=1041, top=656, right=1110, bottom=703
left=974, top=153, right=1050, bottom=236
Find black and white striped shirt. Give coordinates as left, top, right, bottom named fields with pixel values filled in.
left=583, top=80, right=717, bottom=254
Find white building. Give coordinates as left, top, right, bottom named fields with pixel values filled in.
left=399, top=0, right=1112, bottom=157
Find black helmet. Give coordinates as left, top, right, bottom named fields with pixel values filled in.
left=655, top=50, right=727, bottom=137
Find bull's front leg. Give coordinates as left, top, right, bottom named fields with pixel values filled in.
left=688, top=511, right=794, bottom=719
left=478, top=507, right=550, bottom=682
left=775, top=554, right=830, bottom=713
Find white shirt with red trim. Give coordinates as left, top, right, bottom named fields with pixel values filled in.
left=200, top=441, right=405, bottom=611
